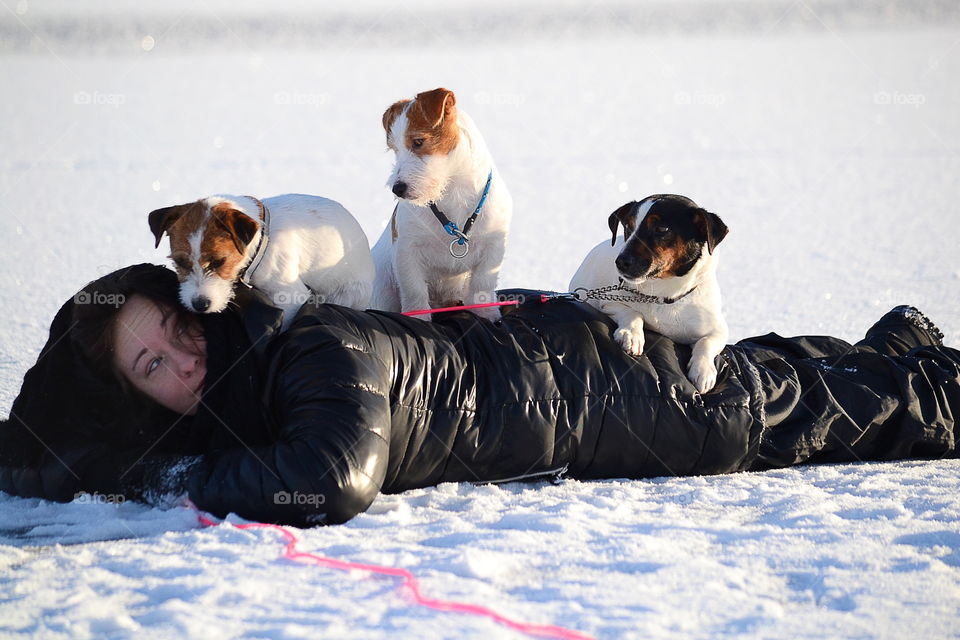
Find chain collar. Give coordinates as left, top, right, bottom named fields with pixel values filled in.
left=572, top=279, right=698, bottom=305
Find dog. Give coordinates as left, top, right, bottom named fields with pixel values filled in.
left=149, top=194, right=375, bottom=329
left=569, top=194, right=729, bottom=393
left=370, top=87, right=512, bottom=321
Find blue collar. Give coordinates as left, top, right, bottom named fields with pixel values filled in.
left=428, top=170, right=493, bottom=258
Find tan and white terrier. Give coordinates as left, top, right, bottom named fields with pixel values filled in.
left=370, top=87, right=513, bottom=321
left=149, top=194, right=375, bottom=330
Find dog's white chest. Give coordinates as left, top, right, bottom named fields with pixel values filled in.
left=639, top=302, right=716, bottom=344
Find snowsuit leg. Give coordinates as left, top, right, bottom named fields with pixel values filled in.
left=729, top=308, right=960, bottom=470
left=852, top=305, right=945, bottom=356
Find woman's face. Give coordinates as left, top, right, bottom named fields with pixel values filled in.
left=112, top=294, right=207, bottom=415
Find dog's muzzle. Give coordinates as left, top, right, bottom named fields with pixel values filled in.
left=615, top=253, right=655, bottom=281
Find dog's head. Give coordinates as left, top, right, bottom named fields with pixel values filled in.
left=148, top=197, right=261, bottom=313
left=382, top=87, right=461, bottom=206
left=608, top=194, right=728, bottom=283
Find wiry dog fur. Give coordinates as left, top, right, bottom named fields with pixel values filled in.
left=570, top=194, right=729, bottom=393
left=370, top=87, right=513, bottom=321
left=149, top=194, right=375, bottom=330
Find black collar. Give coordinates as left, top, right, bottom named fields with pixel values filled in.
left=238, top=196, right=269, bottom=287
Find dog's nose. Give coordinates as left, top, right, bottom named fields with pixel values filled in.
left=615, top=254, right=634, bottom=273
left=192, top=295, right=211, bottom=313
left=392, top=181, right=408, bottom=198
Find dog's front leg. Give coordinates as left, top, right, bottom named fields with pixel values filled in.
left=605, top=305, right=646, bottom=356
left=394, top=250, right=433, bottom=320
left=466, top=263, right=504, bottom=322
left=687, top=331, right=727, bottom=394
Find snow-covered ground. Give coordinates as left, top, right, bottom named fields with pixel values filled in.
left=2, top=2, right=959, bottom=638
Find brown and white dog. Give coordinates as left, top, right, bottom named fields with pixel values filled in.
left=370, top=87, right=512, bottom=321
left=149, top=194, right=375, bottom=329
left=569, top=195, right=729, bottom=393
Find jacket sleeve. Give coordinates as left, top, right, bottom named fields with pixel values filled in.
left=0, top=432, right=203, bottom=506
left=184, top=326, right=392, bottom=526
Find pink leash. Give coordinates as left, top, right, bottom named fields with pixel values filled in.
left=190, top=506, right=594, bottom=640
left=402, top=293, right=574, bottom=317
left=402, top=300, right=522, bottom=316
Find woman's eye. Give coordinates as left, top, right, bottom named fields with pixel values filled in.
left=412, top=138, right=424, bottom=148
left=147, top=357, right=162, bottom=376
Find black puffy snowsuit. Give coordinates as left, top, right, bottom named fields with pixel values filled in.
left=3, top=287, right=958, bottom=527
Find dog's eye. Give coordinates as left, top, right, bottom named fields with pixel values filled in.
left=173, top=257, right=191, bottom=271
left=412, top=138, right=425, bottom=149
left=207, top=258, right=225, bottom=271
left=655, top=226, right=671, bottom=235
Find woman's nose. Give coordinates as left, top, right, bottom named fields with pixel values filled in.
left=173, top=349, right=200, bottom=377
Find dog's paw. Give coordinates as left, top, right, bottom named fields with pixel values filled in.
left=688, top=357, right=718, bottom=394
left=614, top=327, right=645, bottom=356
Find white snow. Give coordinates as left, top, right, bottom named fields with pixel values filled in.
left=2, top=2, right=959, bottom=638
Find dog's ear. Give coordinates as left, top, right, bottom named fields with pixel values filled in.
left=211, top=203, right=260, bottom=254
left=607, top=201, right=638, bottom=246
left=148, top=203, right=194, bottom=248
left=414, top=88, right=456, bottom=129
left=382, top=99, right=411, bottom=143
left=694, top=209, right=729, bottom=254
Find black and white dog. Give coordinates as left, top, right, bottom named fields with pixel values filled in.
left=570, top=195, right=729, bottom=393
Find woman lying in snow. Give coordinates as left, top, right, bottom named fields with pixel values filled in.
left=1, top=264, right=957, bottom=527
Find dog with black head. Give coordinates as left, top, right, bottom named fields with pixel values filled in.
left=570, top=194, right=729, bottom=393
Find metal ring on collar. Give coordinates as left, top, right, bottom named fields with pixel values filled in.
left=449, top=237, right=469, bottom=258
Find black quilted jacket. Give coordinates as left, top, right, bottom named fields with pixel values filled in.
left=4, top=292, right=958, bottom=527
left=184, top=293, right=959, bottom=526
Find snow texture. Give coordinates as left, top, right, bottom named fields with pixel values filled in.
left=2, top=1, right=959, bottom=638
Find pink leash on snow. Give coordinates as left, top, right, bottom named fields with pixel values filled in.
left=190, top=506, right=594, bottom=640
